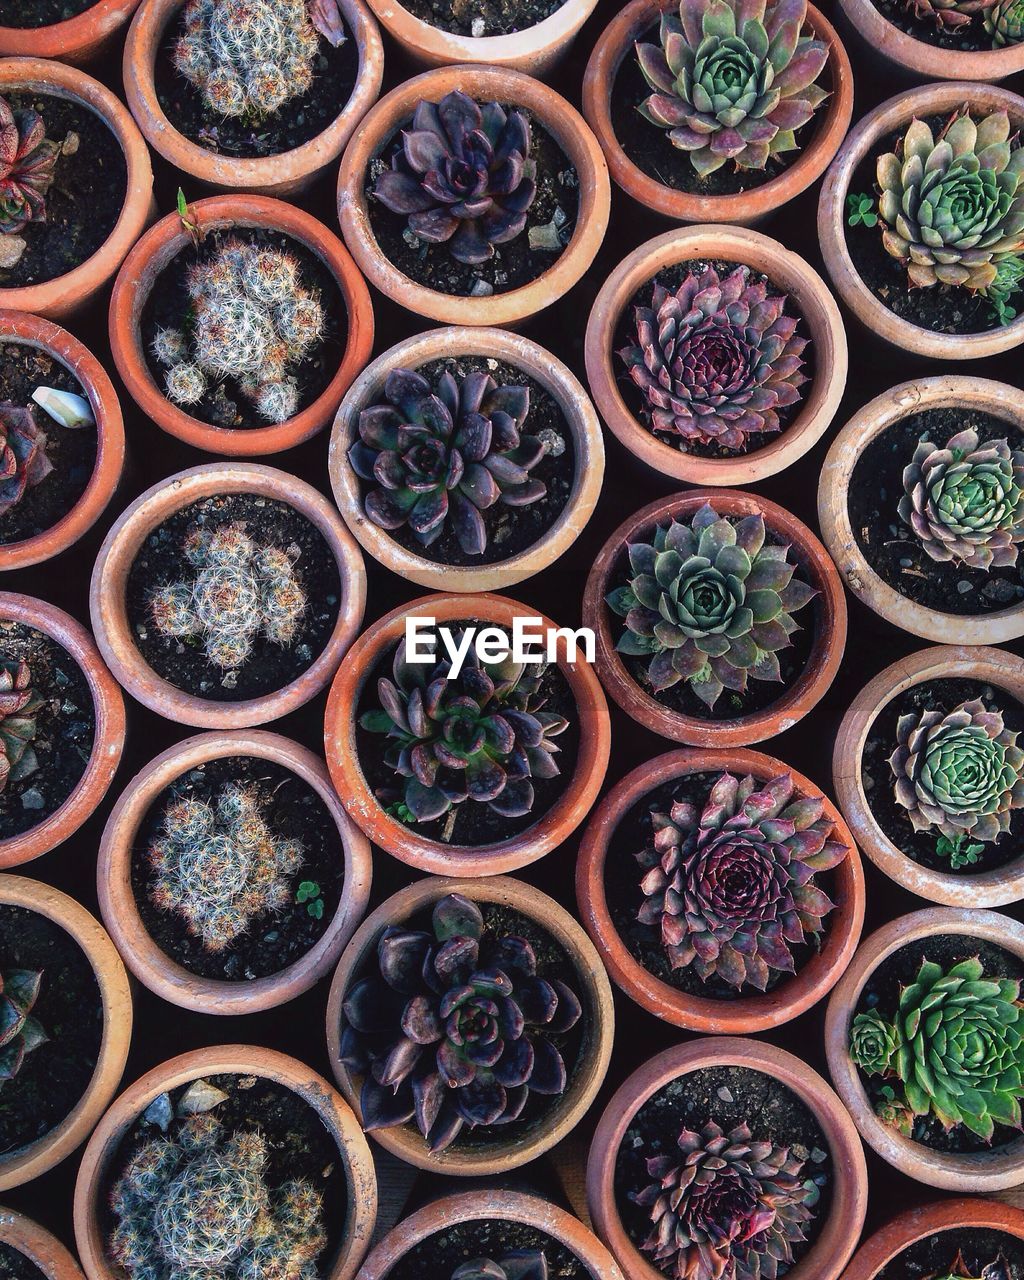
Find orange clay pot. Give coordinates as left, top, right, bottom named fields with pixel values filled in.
left=0, top=1207, right=84, bottom=1279
left=0, top=0, right=141, bottom=63
left=840, top=1198, right=1024, bottom=1280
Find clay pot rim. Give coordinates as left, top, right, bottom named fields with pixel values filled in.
left=336, top=64, right=611, bottom=326
left=73, top=1044, right=378, bottom=1280
left=328, top=325, right=606, bottom=590
left=581, top=488, right=847, bottom=747
left=0, top=873, right=132, bottom=1193
left=323, top=591, right=610, bottom=875
left=586, top=1037, right=868, bottom=1280
left=0, top=1206, right=84, bottom=1279
left=88, top=462, right=367, bottom=730
left=583, top=224, right=849, bottom=486
left=97, top=729, right=372, bottom=1015
left=576, top=745, right=865, bottom=1032
left=817, top=375, right=1024, bottom=642
left=824, top=906, right=1024, bottom=1190
left=324, top=874, right=615, bottom=1176
left=0, top=0, right=140, bottom=62
left=107, top=194, right=375, bottom=457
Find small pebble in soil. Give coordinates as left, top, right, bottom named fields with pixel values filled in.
left=19, top=789, right=44, bottom=811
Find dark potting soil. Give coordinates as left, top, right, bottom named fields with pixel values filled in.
left=385, top=1221, right=587, bottom=1280
left=878, top=1228, right=1024, bottom=1280
left=0, top=0, right=96, bottom=25
left=611, top=259, right=815, bottom=459
left=131, top=755, right=345, bottom=982
left=0, top=621, right=93, bottom=840
left=848, top=407, right=1024, bottom=615
left=140, top=226, right=345, bottom=432
left=0, top=93, right=127, bottom=290
left=125, top=493, right=341, bottom=703
left=0, top=1245, right=44, bottom=1280
left=0, top=904, right=102, bottom=1157
left=400, top=0, right=566, bottom=36
left=871, top=0, right=999, bottom=51
left=614, top=1065, right=833, bottom=1271
left=366, top=111, right=579, bottom=297
left=856, top=933, right=1024, bottom=1153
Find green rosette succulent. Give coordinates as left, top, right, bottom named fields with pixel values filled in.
left=849, top=1009, right=901, bottom=1076
left=985, top=0, right=1024, bottom=44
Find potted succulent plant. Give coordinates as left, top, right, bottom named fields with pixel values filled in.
left=818, top=375, right=1024, bottom=643
left=323, top=592, right=610, bottom=876
left=336, top=65, right=610, bottom=326
left=0, top=873, right=132, bottom=1193
left=109, top=193, right=374, bottom=457
left=328, top=325, right=605, bottom=591
left=586, top=1037, right=868, bottom=1280
left=825, top=906, right=1024, bottom=1190
left=89, top=462, right=366, bottom=730
left=73, top=1045, right=377, bottom=1280
left=0, top=0, right=141, bottom=64
left=582, top=489, right=846, bottom=747
left=584, top=225, right=848, bottom=486
left=842, top=1198, right=1024, bottom=1280
left=0, top=58, right=153, bottom=321
left=325, top=876, right=615, bottom=1175
left=0, top=1206, right=84, bottom=1279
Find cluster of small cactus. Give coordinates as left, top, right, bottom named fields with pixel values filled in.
left=149, top=521, right=307, bottom=672
left=451, top=1255, right=548, bottom=1280
left=0, top=968, right=46, bottom=1089
left=0, top=659, right=42, bottom=794
left=0, top=403, right=52, bottom=519
left=0, top=94, right=59, bottom=237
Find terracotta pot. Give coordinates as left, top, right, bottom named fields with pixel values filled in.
left=582, top=489, right=847, bottom=747
left=818, top=375, right=1024, bottom=643
left=840, top=1198, right=1024, bottom=1280
left=337, top=65, right=610, bottom=326
left=328, top=326, right=605, bottom=590
left=323, top=591, right=610, bottom=875
left=0, top=593, right=125, bottom=870
left=325, top=875, right=615, bottom=1175
left=584, top=226, right=848, bottom=486
left=0, top=1207, right=84, bottom=1279
left=0, top=873, right=132, bottom=1193
left=73, top=1045, right=377, bottom=1280
left=123, top=0, right=384, bottom=196
left=0, top=59, right=153, bottom=321
left=818, top=81, right=1024, bottom=360
left=0, top=0, right=140, bottom=64
left=89, top=462, right=366, bottom=730
left=0, top=310, right=125, bottom=571
left=824, top=906, right=1024, bottom=1190
left=108, top=194, right=374, bottom=457
left=358, top=1189, right=625, bottom=1279
left=576, top=746, right=865, bottom=1032
left=97, top=730, right=372, bottom=1016
left=587, top=1038, right=868, bottom=1280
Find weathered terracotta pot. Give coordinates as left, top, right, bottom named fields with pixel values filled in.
left=123, top=0, right=384, bottom=196
left=819, top=81, right=1024, bottom=360
left=840, top=1198, right=1024, bottom=1280
left=108, top=194, right=374, bottom=457
left=325, top=875, right=615, bottom=1175
left=328, top=325, right=605, bottom=590
left=0, top=873, right=132, bottom=1193
left=0, top=593, right=125, bottom=870
left=337, top=64, right=610, bottom=326
left=323, top=591, right=610, bottom=875
left=0, top=0, right=140, bottom=64
left=583, top=0, right=852, bottom=225
left=89, top=463, right=366, bottom=730
left=585, top=226, right=848, bottom=486
left=818, top=375, right=1024, bottom=643
left=0, top=1207, right=84, bottom=1279
left=97, top=730, right=372, bottom=1016
left=824, top=906, right=1024, bottom=1190
left=73, top=1045, right=377, bottom=1280
left=582, top=489, right=847, bottom=746
left=0, top=58, right=153, bottom=320
left=576, top=746, right=865, bottom=1032
left=587, top=1038, right=868, bottom=1280
left=358, top=1189, right=625, bottom=1279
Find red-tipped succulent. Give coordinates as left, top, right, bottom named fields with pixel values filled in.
left=0, top=404, right=53, bottom=518
left=0, top=95, right=59, bottom=236
left=0, top=659, right=43, bottom=794
left=0, top=968, right=47, bottom=1088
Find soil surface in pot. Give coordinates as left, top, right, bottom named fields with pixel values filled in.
left=140, top=225, right=345, bottom=432
left=399, top=0, right=566, bottom=36
left=2, top=0, right=96, bottom=24
left=366, top=110, right=579, bottom=298
left=878, top=1227, right=1024, bottom=1279
left=0, top=903, right=103, bottom=1156
left=0, top=1245, right=45, bottom=1280
left=385, top=1219, right=588, bottom=1279
left=870, top=0, right=998, bottom=50
left=131, top=754, right=345, bottom=982
left=0, top=620, right=94, bottom=840
left=610, top=259, right=815, bottom=459
left=125, top=492, right=342, bottom=703
left=854, top=932, right=1024, bottom=1153
left=849, top=407, right=1024, bottom=616
left=0, top=92, right=127, bottom=290
left=861, top=675, right=1024, bottom=875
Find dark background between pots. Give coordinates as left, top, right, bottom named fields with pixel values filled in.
left=7, top=0, right=1024, bottom=1262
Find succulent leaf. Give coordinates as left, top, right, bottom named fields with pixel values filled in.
left=0, top=94, right=58, bottom=236
left=0, top=967, right=46, bottom=1087
left=0, top=659, right=43, bottom=794
left=0, top=403, right=53, bottom=519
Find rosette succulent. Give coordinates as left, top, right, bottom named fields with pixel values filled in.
left=618, top=267, right=809, bottom=452
left=985, top=0, right=1024, bottom=43
left=0, top=968, right=46, bottom=1088
left=339, top=893, right=581, bottom=1154
left=904, top=0, right=995, bottom=31
left=848, top=1009, right=901, bottom=1076
left=0, top=95, right=59, bottom=236
left=0, top=404, right=52, bottom=518
left=348, top=367, right=547, bottom=557
left=634, top=0, right=830, bottom=177
left=0, top=660, right=42, bottom=794
left=451, top=1254, right=547, bottom=1280
left=606, top=503, right=817, bottom=710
